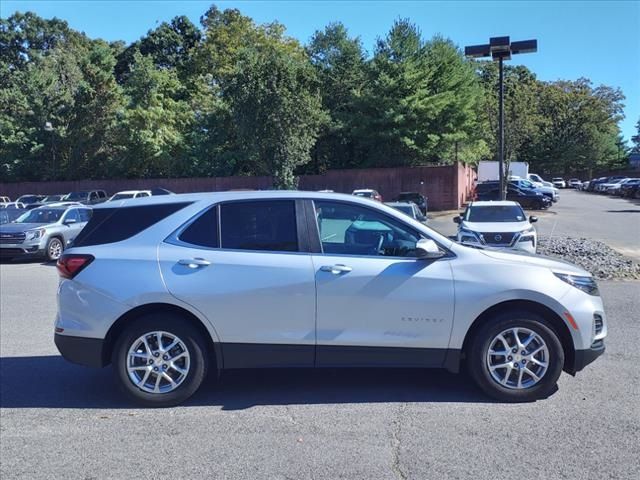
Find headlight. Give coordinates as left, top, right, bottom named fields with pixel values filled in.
left=25, top=228, right=45, bottom=241
left=459, top=228, right=479, bottom=243
left=554, top=272, right=599, bottom=296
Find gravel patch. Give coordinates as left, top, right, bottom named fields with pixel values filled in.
left=538, top=236, right=640, bottom=280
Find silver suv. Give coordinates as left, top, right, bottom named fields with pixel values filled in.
left=0, top=205, right=92, bottom=261
left=54, top=192, right=606, bottom=406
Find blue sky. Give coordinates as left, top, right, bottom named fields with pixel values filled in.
left=3, top=1, right=639, bottom=142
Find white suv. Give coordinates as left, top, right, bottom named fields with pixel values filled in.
left=455, top=201, right=538, bottom=254
left=54, top=191, right=606, bottom=406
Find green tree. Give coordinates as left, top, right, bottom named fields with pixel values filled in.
left=117, top=52, right=193, bottom=177
left=630, top=118, right=640, bottom=153
left=224, top=43, right=325, bottom=188
left=306, top=22, right=367, bottom=171
left=355, top=21, right=485, bottom=166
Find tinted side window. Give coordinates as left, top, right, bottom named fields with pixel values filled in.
left=314, top=201, right=419, bottom=257
left=79, top=209, right=93, bottom=222
left=220, top=201, right=298, bottom=252
left=64, top=209, right=80, bottom=222
left=73, top=203, right=191, bottom=247
left=179, top=207, right=218, bottom=248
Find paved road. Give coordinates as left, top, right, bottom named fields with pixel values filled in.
left=1, top=261, right=639, bottom=478
left=429, top=189, right=640, bottom=260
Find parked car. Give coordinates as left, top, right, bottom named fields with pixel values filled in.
left=620, top=179, right=640, bottom=198
left=385, top=202, right=427, bottom=223
left=527, top=173, right=545, bottom=185
left=580, top=180, right=591, bottom=191
left=64, top=190, right=108, bottom=205
left=551, top=178, right=566, bottom=189
left=509, top=178, right=558, bottom=202
left=593, top=176, right=627, bottom=193
left=54, top=191, right=606, bottom=407
left=108, top=190, right=152, bottom=201
left=394, top=192, right=428, bottom=215
left=568, top=179, right=582, bottom=189
left=0, top=196, right=10, bottom=203
left=0, top=202, right=25, bottom=209
left=352, top=189, right=382, bottom=202
left=150, top=188, right=175, bottom=196
left=604, top=178, right=635, bottom=195
left=0, top=208, right=25, bottom=225
left=16, top=194, right=45, bottom=205
left=454, top=201, right=537, bottom=254
left=0, top=205, right=92, bottom=261
left=476, top=184, right=551, bottom=209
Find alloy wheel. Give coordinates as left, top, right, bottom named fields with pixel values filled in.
left=126, top=331, right=191, bottom=394
left=486, top=327, right=549, bottom=389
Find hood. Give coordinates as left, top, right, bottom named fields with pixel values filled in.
left=462, top=221, right=530, bottom=233
left=0, top=222, right=49, bottom=233
left=478, top=248, right=590, bottom=276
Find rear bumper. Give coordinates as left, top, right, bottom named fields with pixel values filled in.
left=567, top=341, right=605, bottom=374
left=54, top=333, right=107, bottom=368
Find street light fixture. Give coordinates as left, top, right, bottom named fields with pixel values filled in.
left=465, top=37, right=537, bottom=200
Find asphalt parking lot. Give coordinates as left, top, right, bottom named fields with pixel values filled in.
left=1, top=191, right=639, bottom=479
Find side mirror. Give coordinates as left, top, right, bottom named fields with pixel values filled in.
left=415, top=238, right=445, bottom=259
left=529, top=216, right=538, bottom=223
left=64, top=218, right=77, bottom=225
left=453, top=216, right=462, bottom=224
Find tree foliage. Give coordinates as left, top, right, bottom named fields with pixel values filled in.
left=0, top=7, right=631, bottom=184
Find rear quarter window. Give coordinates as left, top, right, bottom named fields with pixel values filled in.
left=73, top=202, right=191, bottom=247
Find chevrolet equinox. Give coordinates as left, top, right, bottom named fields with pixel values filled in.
left=54, top=191, right=606, bottom=406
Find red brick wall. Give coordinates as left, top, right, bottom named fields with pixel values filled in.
left=0, top=163, right=475, bottom=211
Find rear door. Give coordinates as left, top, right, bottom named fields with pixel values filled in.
left=158, top=199, right=317, bottom=368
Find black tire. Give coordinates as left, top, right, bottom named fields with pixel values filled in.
left=467, top=311, right=564, bottom=402
left=112, top=314, right=209, bottom=407
left=45, top=236, right=64, bottom=262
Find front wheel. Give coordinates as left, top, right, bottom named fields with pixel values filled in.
left=467, top=312, right=564, bottom=402
left=45, top=237, right=64, bottom=262
left=112, top=314, right=208, bottom=407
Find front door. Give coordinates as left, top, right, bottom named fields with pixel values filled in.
left=158, top=199, right=317, bottom=368
left=310, top=200, right=455, bottom=367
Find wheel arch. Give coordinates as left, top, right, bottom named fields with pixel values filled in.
left=459, top=299, right=575, bottom=373
left=102, top=303, right=222, bottom=372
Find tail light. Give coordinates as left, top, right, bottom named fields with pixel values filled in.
left=57, top=254, right=94, bottom=279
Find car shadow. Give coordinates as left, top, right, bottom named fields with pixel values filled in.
left=606, top=209, right=640, bottom=213
left=0, top=355, right=493, bottom=409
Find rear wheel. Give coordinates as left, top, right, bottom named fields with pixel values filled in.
left=467, top=312, right=564, bottom=402
left=112, top=314, right=208, bottom=407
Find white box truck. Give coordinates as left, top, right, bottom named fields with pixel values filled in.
left=477, top=161, right=529, bottom=182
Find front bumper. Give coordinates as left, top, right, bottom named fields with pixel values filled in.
left=0, top=243, right=43, bottom=257
left=567, top=340, right=605, bottom=374
left=54, top=333, right=108, bottom=368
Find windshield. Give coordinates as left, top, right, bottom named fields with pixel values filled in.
left=110, top=193, right=135, bottom=200
left=16, top=208, right=63, bottom=224
left=552, top=178, right=563, bottom=181
left=466, top=205, right=526, bottom=223
left=65, top=191, right=88, bottom=200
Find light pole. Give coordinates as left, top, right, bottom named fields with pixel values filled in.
left=44, top=121, right=55, bottom=180
left=465, top=37, right=537, bottom=200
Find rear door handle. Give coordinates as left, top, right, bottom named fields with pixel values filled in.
left=178, top=258, right=211, bottom=269
left=320, top=264, right=352, bottom=275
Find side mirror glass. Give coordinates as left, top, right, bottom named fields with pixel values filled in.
left=529, top=216, right=538, bottom=223
left=453, top=216, right=462, bottom=224
left=415, top=238, right=445, bottom=259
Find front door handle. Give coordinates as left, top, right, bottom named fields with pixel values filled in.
left=178, top=258, right=211, bottom=269
left=320, top=264, right=352, bottom=275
